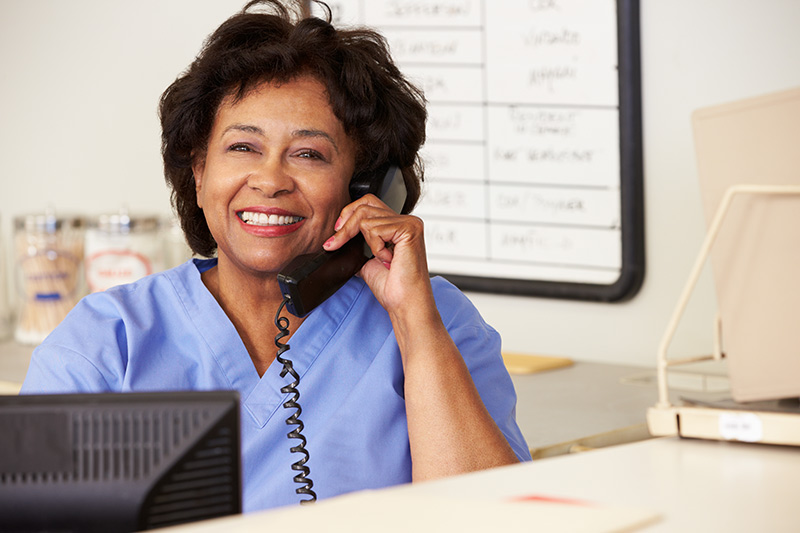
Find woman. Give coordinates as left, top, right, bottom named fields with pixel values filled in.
left=21, top=0, right=530, bottom=511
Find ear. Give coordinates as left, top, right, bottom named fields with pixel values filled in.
left=192, top=156, right=206, bottom=208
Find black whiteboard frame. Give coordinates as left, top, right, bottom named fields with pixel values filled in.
left=431, top=0, right=644, bottom=302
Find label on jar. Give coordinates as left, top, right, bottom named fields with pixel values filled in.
left=84, top=229, right=160, bottom=292
left=85, top=249, right=153, bottom=292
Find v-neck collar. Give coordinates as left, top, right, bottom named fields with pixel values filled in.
left=169, top=258, right=367, bottom=427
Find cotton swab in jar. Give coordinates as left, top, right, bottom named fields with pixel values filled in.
left=14, top=214, right=85, bottom=345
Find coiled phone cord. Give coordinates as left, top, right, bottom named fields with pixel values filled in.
left=274, top=296, right=317, bottom=504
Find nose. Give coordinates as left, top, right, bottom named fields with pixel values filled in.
left=247, top=157, right=296, bottom=197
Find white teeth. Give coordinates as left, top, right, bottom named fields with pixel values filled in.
left=239, top=211, right=302, bottom=227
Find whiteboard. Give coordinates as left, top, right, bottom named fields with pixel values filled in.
left=316, top=0, right=644, bottom=301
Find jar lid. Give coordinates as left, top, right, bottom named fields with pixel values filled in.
left=88, top=213, right=160, bottom=233
left=14, top=214, right=86, bottom=233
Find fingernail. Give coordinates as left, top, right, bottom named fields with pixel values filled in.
left=382, top=261, right=391, bottom=269
left=323, top=236, right=335, bottom=249
left=334, top=217, right=343, bottom=231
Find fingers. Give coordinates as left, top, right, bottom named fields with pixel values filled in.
left=337, top=193, right=394, bottom=228
left=326, top=195, right=433, bottom=314
left=323, top=194, right=413, bottom=259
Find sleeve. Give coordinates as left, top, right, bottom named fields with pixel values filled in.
left=432, top=278, right=532, bottom=462
left=20, top=292, right=128, bottom=394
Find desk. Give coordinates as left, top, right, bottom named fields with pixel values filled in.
left=4, top=341, right=795, bottom=530
left=1, top=339, right=660, bottom=456
left=510, top=362, right=661, bottom=458
left=417, top=436, right=800, bottom=531
left=413, top=436, right=799, bottom=532
left=161, top=437, right=799, bottom=532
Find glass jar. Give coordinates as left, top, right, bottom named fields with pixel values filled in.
left=0, top=217, right=11, bottom=341
left=161, top=216, right=194, bottom=270
left=14, top=213, right=86, bottom=345
left=84, top=211, right=163, bottom=292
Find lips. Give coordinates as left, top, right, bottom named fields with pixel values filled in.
left=235, top=208, right=305, bottom=237
left=237, top=210, right=303, bottom=227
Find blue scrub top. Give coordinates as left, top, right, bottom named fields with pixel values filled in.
left=22, top=258, right=530, bottom=511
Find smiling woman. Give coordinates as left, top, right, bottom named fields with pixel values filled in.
left=192, top=77, right=354, bottom=281
left=20, top=0, right=530, bottom=514
left=159, top=0, right=427, bottom=260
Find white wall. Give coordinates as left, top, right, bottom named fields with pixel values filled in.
left=1, top=0, right=799, bottom=366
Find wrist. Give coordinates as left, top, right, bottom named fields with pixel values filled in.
left=387, top=282, right=439, bottom=326
left=390, top=302, right=452, bottom=361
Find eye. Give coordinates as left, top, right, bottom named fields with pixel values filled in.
left=228, top=143, right=256, bottom=153
left=296, top=149, right=325, bottom=161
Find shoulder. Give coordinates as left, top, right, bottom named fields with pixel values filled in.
left=349, top=275, right=495, bottom=337
left=427, top=277, right=503, bottom=367
left=430, top=276, right=494, bottom=333
left=430, top=275, right=468, bottom=304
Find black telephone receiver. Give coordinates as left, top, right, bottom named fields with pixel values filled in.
left=277, top=164, right=407, bottom=317
left=273, top=165, right=406, bottom=504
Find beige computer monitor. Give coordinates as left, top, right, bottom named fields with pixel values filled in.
left=692, top=86, right=800, bottom=403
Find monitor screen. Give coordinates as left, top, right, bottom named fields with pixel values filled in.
left=0, top=390, right=241, bottom=532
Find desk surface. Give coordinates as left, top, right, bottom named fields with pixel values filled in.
left=3, top=341, right=795, bottom=530
left=1, top=340, right=660, bottom=455
left=509, top=361, right=660, bottom=456
left=161, top=437, right=800, bottom=533
left=416, top=436, right=799, bottom=532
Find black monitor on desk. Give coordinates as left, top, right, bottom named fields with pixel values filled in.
left=0, top=390, right=241, bottom=532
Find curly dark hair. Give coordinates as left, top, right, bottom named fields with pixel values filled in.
left=158, top=0, right=427, bottom=258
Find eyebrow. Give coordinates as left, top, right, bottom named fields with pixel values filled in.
left=223, top=123, right=263, bottom=136
left=293, top=129, right=340, bottom=154
left=222, top=124, right=340, bottom=154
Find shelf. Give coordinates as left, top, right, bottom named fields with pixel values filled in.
left=648, top=404, right=800, bottom=446
left=648, top=183, right=800, bottom=448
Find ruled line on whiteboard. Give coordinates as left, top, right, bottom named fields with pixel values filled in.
left=420, top=178, right=619, bottom=189
left=421, top=216, right=621, bottom=231
left=422, top=100, right=619, bottom=111
left=428, top=255, right=620, bottom=272
left=378, top=25, right=485, bottom=32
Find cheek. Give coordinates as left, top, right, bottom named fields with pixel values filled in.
left=331, top=187, right=352, bottom=220
left=197, top=171, right=234, bottom=212
left=315, top=182, right=351, bottom=217
left=196, top=183, right=220, bottom=213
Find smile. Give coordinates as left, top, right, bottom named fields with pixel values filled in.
left=238, top=211, right=303, bottom=227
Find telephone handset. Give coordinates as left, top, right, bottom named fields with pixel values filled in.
left=273, top=164, right=406, bottom=505
left=277, top=164, right=407, bottom=317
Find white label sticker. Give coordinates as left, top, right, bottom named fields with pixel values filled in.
left=719, top=412, right=763, bottom=442
left=85, top=250, right=152, bottom=292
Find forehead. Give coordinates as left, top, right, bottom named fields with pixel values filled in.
left=216, top=76, right=338, bottom=127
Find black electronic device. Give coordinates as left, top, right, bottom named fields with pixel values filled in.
left=0, top=390, right=241, bottom=533
left=271, top=164, right=407, bottom=505
left=277, top=164, right=407, bottom=318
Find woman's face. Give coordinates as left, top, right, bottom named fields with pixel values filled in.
left=193, top=75, right=355, bottom=277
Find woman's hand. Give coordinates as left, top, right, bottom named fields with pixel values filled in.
left=323, top=194, right=520, bottom=480
left=322, top=193, right=434, bottom=319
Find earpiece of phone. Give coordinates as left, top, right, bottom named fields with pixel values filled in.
left=277, top=164, right=407, bottom=317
